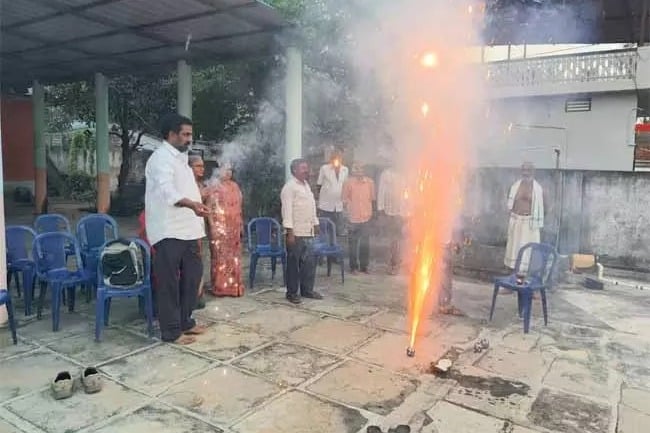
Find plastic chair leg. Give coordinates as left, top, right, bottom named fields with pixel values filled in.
left=326, top=256, right=332, bottom=277
left=104, top=298, right=112, bottom=326
left=37, top=281, right=47, bottom=320
left=4, top=297, right=17, bottom=345
left=51, top=282, right=63, bottom=332
left=540, top=289, right=548, bottom=326
left=22, top=268, right=34, bottom=316
left=95, top=292, right=105, bottom=342
left=489, top=283, right=499, bottom=321
left=521, top=292, right=533, bottom=333
left=249, top=255, right=258, bottom=289
left=144, top=288, right=154, bottom=338
left=281, top=254, right=287, bottom=286
left=67, top=286, right=76, bottom=313
left=339, top=255, right=345, bottom=284
left=11, top=272, right=21, bottom=298
left=271, top=257, right=277, bottom=280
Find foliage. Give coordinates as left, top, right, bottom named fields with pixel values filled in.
left=68, top=130, right=95, bottom=174
left=63, top=171, right=96, bottom=206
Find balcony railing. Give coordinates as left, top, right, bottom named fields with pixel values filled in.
left=486, top=49, right=638, bottom=88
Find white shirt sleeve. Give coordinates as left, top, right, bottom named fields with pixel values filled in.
left=317, top=165, right=325, bottom=186
left=280, top=184, right=293, bottom=229
left=148, top=157, right=184, bottom=207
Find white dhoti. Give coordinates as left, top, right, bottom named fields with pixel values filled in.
left=504, top=213, right=540, bottom=270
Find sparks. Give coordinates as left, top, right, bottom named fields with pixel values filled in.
left=420, top=52, right=438, bottom=69
left=421, top=102, right=430, bottom=117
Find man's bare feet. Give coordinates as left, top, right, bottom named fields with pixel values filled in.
left=184, top=325, right=208, bottom=335
left=174, top=334, right=196, bottom=345
left=439, top=305, right=465, bottom=316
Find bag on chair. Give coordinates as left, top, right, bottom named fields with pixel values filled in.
left=100, top=239, right=144, bottom=287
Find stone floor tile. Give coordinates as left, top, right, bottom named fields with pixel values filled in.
left=477, top=348, right=550, bottom=384
left=234, top=306, right=319, bottom=335
left=424, top=401, right=505, bottom=432
left=100, top=344, right=214, bottom=395
left=233, top=342, right=341, bottom=387
left=621, top=387, right=650, bottom=415
left=0, top=350, right=79, bottom=403
left=161, top=366, right=279, bottom=425
left=0, top=337, right=38, bottom=361
left=232, top=391, right=367, bottom=433
left=543, top=358, right=614, bottom=399
left=288, top=317, right=376, bottom=354
left=185, top=322, right=272, bottom=361
left=437, top=320, right=482, bottom=345
left=351, top=332, right=449, bottom=374
left=297, top=296, right=379, bottom=321
left=89, top=403, right=223, bottom=433
left=499, top=330, right=541, bottom=352
left=445, top=365, right=537, bottom=424
left=5, top=377, right=146, bottom=433
left=17, top=313, right=94, bottom=344
left=307, top=361, right=418, bottom=415
left=528, top=388, right=610, bottom=433
left=195, top=297, right=268, bottom=322
left=618, top=405, right=650, bottom=433
left=46, top=328, right=155, bottom=365
left=0, top=417, right=23, bottom=433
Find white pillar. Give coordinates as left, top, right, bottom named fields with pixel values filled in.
left=0, top=97, right=8, bottom=326
left=285, top=46, right=303, bottom=181
left=177, top=60, right=192, bottom=119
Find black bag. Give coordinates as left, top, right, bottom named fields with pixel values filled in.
left=100, top=239, right=144, bottom=287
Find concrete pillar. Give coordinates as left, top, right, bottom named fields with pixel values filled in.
left=177, top=60, right=192, bottom=118
left=95, top=73, right=110, bottom=213
left=0, top=100, right=8, bottom=325
left=32, top=81, right=46, bottom=214
left=284, top=46, right=303, bottom=181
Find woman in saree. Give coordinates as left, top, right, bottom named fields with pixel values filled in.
left=205, top=163, right=245, bottom=297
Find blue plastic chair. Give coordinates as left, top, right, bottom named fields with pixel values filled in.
left=95, top=238, right=154, bottom=341
left=0, top=290, right=18, bottom=344
left=34, top=214, right=74, bottom=258
left=313, top=217, right=345, bottom=283
left=489, top=243, right=558, bottom=333
left=33, top=232, right=93, bottom=331
left=247, top=217, right=286, bottom=288
left=6, top=226, right=37, bottom=315
left=76, top=214, right=119, bottom=300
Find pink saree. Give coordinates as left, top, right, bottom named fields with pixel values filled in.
left=206, top=180, right=245, bottom=297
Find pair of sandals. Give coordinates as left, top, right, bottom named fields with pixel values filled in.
left=367, top=426, right=411, bottom=433
left=52, top=367, right=102, bottom=400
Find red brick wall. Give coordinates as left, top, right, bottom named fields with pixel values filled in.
left=1, top=97, right=35, bottom=182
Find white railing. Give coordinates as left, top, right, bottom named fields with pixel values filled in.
left=486, top=49, right=638, bottom=88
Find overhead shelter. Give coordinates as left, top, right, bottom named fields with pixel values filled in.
left=0, top=0, right=305, bottom=216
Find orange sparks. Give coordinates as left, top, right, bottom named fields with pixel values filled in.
left=421, top=102, right=430, bottom=117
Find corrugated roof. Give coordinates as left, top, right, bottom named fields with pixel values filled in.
left=0, top=0, right=286, bottom=88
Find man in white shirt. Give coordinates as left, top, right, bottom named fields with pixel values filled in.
left=145, top=113, right=209, bottom=345
left=317, top=150, right=348, bottom=235
left=377, top=165, right=407, bottom=274
left=281, top=158, right=323, bottom=304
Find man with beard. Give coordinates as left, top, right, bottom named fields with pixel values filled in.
left=145, top=113, right=209, bottom=345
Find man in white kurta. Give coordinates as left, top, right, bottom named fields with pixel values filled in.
left=504, top=163, right=544, bottom=270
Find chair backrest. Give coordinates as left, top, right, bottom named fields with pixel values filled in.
left=247, top=217, right=282, bottom=252
left=515, top=242, right=557, bottom=286
left=317, top=217, right=337, bottom=246
left=33, top=232, right=82, bottom=275
left=97, top=237, right=151, bottom=288
left=76, top=214, right=119, bottom=252
left=6, top=225, right=37, bottom=262
left=34, top=214, right=71, bottom=234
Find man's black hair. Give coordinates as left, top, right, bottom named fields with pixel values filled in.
left=160, top=113, right=192, bottom=139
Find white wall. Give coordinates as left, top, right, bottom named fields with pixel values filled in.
left=474, top=92, right=638, bottom=171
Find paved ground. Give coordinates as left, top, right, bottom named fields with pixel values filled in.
left=1, top=202, right=649, bottom=433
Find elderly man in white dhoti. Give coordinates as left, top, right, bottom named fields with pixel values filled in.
left=504, top=163, right=544, bottom=270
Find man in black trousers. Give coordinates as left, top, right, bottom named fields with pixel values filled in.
left=145, top=113, right=209, bottom=345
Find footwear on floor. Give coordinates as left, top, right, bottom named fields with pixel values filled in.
left=302, top=291, right=323, bottom=300
left=367, top=427, right=383, bottom=433
left=81, top=367, right=102, bottom=394
left=286, top=295, right=302, bottom=304
left=51, top=371, right=74, bottom=400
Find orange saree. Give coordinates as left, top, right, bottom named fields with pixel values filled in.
left=206, top=180, right=245, bottom=297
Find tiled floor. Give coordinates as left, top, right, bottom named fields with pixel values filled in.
left=1, top=252, right=649, bottom=432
